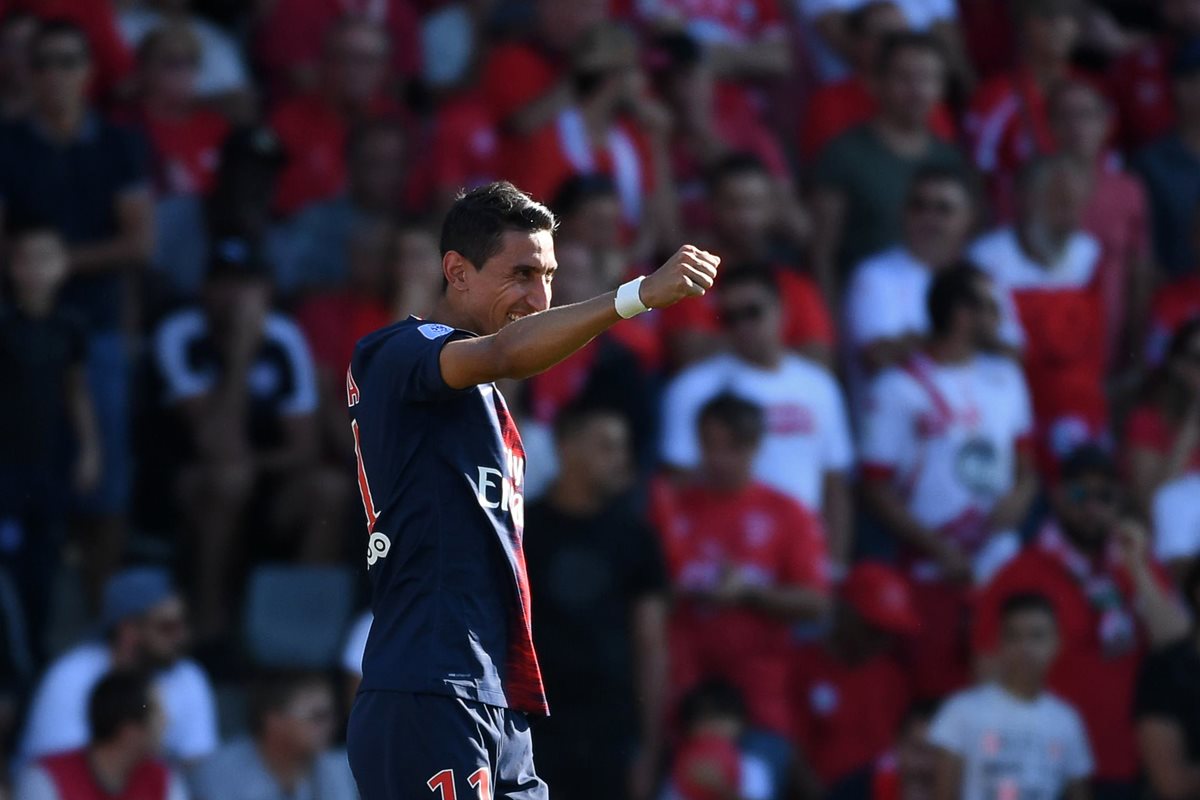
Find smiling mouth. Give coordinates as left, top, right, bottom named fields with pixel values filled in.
left=507, top=313, right=528, bottom=324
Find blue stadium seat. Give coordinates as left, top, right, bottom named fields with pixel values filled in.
left=242, top=564, right=356, bottom=670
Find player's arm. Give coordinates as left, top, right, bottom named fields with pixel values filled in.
left=439, top=246, right=719, bottom=389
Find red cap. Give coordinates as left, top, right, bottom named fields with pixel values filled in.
left=841, top=563, right=920, bottom=635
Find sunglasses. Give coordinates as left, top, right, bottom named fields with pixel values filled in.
left=720, top=304, right=766, bottom=326
left=32, top=51, right=87, bottom=72
left=1065, top=483, right=1118, bottom=507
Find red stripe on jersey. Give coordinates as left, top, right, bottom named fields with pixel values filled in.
left=351, top=419, right=379, bottom=533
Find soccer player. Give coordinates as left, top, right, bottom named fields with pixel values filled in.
left=344, top=181, right=719, bottom=800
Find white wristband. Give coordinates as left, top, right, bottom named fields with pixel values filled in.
left=614, top=276, right=649, bottom=319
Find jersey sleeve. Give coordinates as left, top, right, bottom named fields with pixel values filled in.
left=12, top=765, right=61, bottom=800
left=844, top=264, right=904, bottom=349
left=859, top=371, right=915, bottom=477
left=368, top=323, right=476, bottom=403
left=1062, top=705, right=1095, bottom=780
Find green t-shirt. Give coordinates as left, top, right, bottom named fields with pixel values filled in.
left=814, top=123, right=966, bottom=277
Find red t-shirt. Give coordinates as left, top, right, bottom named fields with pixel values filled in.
left=671, top=733, right=743, bottom=800
left=652, top=479, right=830, bottom=735
left=269, top=92, right=400, bottom=216
left=799, top=77, right=958, bottom=163
left=430, top=91, right=500, bottom=195
left=972, top=546, right=1169, bottom=781
left=658, top=266, right=836, bottom=350
left=1125, top=402, right=1200, bottom=471
left=1145, top=274, right=1200, bottom=365
left=38, top=750, right=171, bottom=800
left=133, top=108, right=230, bottom=196
left=295, top=292, right=394, bottom=377
left=1108, top=38, right=1176, bottom=152
left=637, top=0, right=785, bottom=43
left=790, top=645, right=912, bottom=785
left=255, top=0, right=421, bottom=96
left=1, top=0, right=133, bottom=100
left=480, top=41, right=562, bottom=130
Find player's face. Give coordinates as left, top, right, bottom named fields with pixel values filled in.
left=1053, top=473, right=1120, bottom=549
left=327, top=23, right=389, bottom=106
left=468, top=229, right=556, bottom=335
left=281, top=684, right=338, bottom=758
left=1050, top=84, right=1110, bottom=160
left=903, top=180, right=972, bottom=265
left=713, top=172, right=774, bottom=251
left=878, top=49, right=944, bottom=124
left=699, top=419, right=757, bottom=490
left=1000, top=609, right=1059, bottom=681
left=1023, top=11, right=1080, bottom=62
left=718, top=282, right=784, bottom=361
left=32, top=33, right=91, bottom=110
left=137, top=595, right=190, bottom=669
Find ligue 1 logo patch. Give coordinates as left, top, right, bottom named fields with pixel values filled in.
left=419, top=323, right=454, bottom=340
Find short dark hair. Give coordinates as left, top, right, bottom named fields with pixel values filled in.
left=875, top=31, right=944, bottom=75
left=706, top=152, right=769, bottom=194
left=926, top=261, right=987, bottom=337
left=553, top=402, right=626, bottom=445
left=32, top=18, right=90, bottom=57
left=439, top=182, right=558, bottom=271
left=677, top=678, right=746, bottom=733
left=906, top=164, right=977, bottom=208
left=247, top=671, right=330, bottom=736
left=999, top=592, right=1057, bottom=625
left=89, top=670, right=154, bottom=743
left=698, top=392, right=765, bottom=444
left=551, top=173, right=618, bottom=220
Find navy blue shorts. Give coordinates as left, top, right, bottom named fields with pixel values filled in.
left=347, top=691, right=549, bottom=800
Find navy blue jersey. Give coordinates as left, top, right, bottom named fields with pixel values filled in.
left=347, top=317, right=547, bottom=715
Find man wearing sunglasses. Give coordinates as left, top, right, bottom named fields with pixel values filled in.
left=973, top=446, right=1190, bottom=800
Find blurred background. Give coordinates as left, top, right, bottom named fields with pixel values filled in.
left=3, top=0, right=1200, bottom=799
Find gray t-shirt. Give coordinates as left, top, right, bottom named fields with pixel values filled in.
left=190, top=738, right=358, bottom=800
left=930, top=683, right=1093, bottom=800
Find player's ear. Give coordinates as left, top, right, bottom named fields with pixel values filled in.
left=443, top=251, right=471, bottom=293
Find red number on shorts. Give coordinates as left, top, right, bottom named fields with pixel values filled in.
left=427, top=770, right=455, bottom=800
left=351, top=419, right=379, bottom=533
left=469, top=768, right=491, bottom=799
left=427, top=768, right=491, bottom=800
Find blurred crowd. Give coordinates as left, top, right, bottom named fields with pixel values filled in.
left=4, top=0, right=1200, bottom=799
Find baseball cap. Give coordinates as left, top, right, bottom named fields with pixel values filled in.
left=101, top=567, right=176, bottom=630
left=1174, top=38, right=1200, bottom=78
left=841, top=563, right=920, bottom=635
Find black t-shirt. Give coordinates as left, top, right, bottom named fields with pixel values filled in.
left=0, top=305, right=85, bottom=465
left=1134, top=638, right=1200, bottom=762
left=523, top=497, right=668, bottom=721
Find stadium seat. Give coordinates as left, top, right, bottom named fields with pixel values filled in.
left=242, top=564, right=356, bottom=669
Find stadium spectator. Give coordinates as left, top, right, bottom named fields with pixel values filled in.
left=427, top=89, right=501, bottom=216
left=800, top=2, right=959, bottom=163
left=0, top=226, right=98, bottom=663
left=969, top=155, right=1108, bottom=472
left=125, top=24, right=230, bottom=199
left=861, top=264, right=1036, bottom=698
left=151, top=239, right=343, bottom=644
left=653, top=393, right=831, bottom=736
left=503, top=22, right=678, bottom=257
left=1127, top=320, right=1200, bottom=515
left=1144, top=207, right=1200, bottom=365
left=524, top=405, right=669, bottom=800
left=1133, top=561, right=1200, bottom=800
left=789, top=563, right=917, bottom=798
left=117, top=0, right=251, bottom=114
left=269, top=16, right=399, bottom=217
left=0, top=10, right=36, bottom=120
left=1133, top=39, right=1200, bottom=277
left=930, top=593, right=1093, bottom=800
left=663, top=680, right=776, bottom=800
left=254, top=0, right=419, bottom=99
left=0, top=18, right=154, bottom=604
left=14, top=670, right=188, bottom=800
left=19, top=568, right=217, bottom=766
left=1049, top=77, right=1153, bottom=368
left=192, top=672, right=355, bottom=800
left=650, top=32, right=805, bottom=240
left=810, top=31, right=964, bottom=298
left=870, top=701, right=939, bottom=800
left=973, top=446, right=1190, bottom=798
left=659, top=154, right=834, bottom=368
left=1108, top=0, right=1200, bottom=151
left=965, top=0, right=1082, bottom=214
left=843, top=165, right=977, bottom=379
left=659, top=269, right=855, bottom=563
left=270, top=120, right=407, bottom=294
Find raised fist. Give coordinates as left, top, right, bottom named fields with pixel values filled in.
left=638, top=245, right=720, bottom=309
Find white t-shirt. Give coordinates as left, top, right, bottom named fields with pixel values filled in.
left=660, top=353, right=855, bottom=510
left=860, top=354, right=1032, bottom=542
left=930, top=684, right=1093, bottom=800
left=844, top=247, right=934, bottom=350
left=969, top=228, right=1100, bottom=293
left=19, top=643, right=218, bottom=764
left=1152, top=473, right=1200, bottom=564
left=13, top=764, right=190, bottom=800
left=340, top=611, right=372, bottom=678
left=800, top=0, right=957, bottom=30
